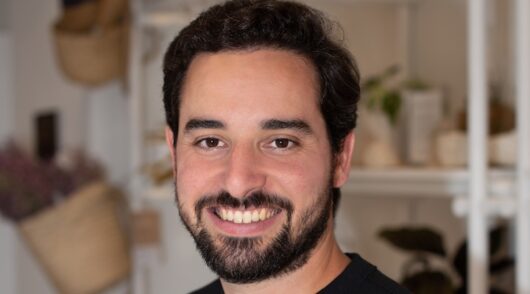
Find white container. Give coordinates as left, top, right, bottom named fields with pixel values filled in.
left=489, top=131, right=516, bottom=166
left=435, top=130, right=468, bottom=167
left=401, top=89, right=443, bottom=165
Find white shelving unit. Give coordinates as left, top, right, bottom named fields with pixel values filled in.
left=514, top=0, right=530, bottom=292
left=467, top=0, right=489, bottom=292
left=128, top=1, right=530, bottom=293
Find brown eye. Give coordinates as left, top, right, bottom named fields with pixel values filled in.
left=196, top=137, right=226, bottom=149
left=205, top=138, right=219, bottom=147
left=274, top=138, right=290, bottom=148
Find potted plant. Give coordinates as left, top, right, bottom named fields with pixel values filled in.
left=0, top=142, right=130, bottom=294
left=358, top=65, right=402, bottom=167
left=379, top=224, right=514, bottom=293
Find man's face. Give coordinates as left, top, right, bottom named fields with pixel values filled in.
left=167, top=49, right=349, bottom=283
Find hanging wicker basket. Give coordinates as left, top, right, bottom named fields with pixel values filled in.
left=52, top=21, right=128, bottom=86
left=19, top=182, right=131, bottom=294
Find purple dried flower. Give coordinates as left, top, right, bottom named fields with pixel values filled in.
left=0, top=143, right=106, bottom=223
left=0, top=143, right=55, bottom=222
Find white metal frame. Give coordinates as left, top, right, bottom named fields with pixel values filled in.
left=128, top=2, right=194, bottom=293
left=0, top=30, right=16, bottom=294
left=514, top=0, right=530, bottom=292
left=466, top=0, right=530, bottom=293
left=467, top=0, right=489, bottom=293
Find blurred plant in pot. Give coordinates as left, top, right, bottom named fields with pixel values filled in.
left=363, top=65, right=402, bottom=125
left=358, top=65, right=403, bottom=167
left=457, top=83, right=515, bottom=136
left=0, top=142, right=104, bottom=222
left=0, top=142, right=132, bottom=293
left=54, top=149, right=105, bottom=196
left=379, top=224, right=514, bottom=293
left=456, top=82, right=516, bottom=167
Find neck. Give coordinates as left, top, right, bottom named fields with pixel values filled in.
left=220, top=220, right=350, bottom=294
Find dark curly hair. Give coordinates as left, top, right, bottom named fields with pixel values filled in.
left=163, top=0, right=360, bottom=152
left=163, top=0, right=361, bottom=213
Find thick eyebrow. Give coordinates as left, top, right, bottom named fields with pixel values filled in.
left=261, top=119, right=313, bottom=134
left=184, top=119, right=225, bottom=133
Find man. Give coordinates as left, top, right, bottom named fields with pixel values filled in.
left=163, top=0, right=409, bottom=293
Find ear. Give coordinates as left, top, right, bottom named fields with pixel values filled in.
left=333, top=131, right=355, bottom=187
left=165, top=126, right=176, bottom=165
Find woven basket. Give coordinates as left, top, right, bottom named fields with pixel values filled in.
left=53, top=21, right=128, bottom=86
left=19, top=182, right=131, bottom=294
left=96, top=0, right=129, bottom=27
left=56, top=1, right=98, bottom=32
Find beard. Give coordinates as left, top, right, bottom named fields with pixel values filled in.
left=176, top=183, right=334, bottom=284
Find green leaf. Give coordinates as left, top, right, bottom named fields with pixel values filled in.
left=362, top=77, right=381, bottom=90
left=404, top=79, right=430, bottom=90
left=401, top=271, right=453, bottom=294
left=381, top=90, right=401, bottom=125
left=379, top=227, right=446, bottom=257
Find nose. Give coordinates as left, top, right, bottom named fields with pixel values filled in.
left=222, top=144, right=266, bottom=198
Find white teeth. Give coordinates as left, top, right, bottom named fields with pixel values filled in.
left=243, top=211, right=252, bottom=223
left=217, top=208, right=276, bottom=224
left=259, top=209, right=267, bottom=221
left=234, top=211, right=243, bottom=223
left=251, top=211, right=260, bottom=222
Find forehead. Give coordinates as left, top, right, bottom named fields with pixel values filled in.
left=178, top=49, right=322, bottom=125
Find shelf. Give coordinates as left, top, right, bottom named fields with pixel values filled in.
left=344, top=167, right=515, bottom=198
left=139, top=10, right=192, bottom=28
left=134, top=0, right=417, bottom=29
left=308, top=0, right=417, bottom=4
left=143, top=167, right=516, bottom=203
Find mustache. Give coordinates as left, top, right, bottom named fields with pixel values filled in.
left=195, top=190, right=293, bottom=220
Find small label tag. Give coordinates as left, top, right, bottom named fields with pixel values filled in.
left=132, top=210, right=160, bottom=247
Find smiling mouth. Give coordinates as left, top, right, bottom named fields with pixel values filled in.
left=212, top=207, right=281, bottom=224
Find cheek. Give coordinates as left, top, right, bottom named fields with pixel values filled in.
left=269, top=154, right=331, bottom=206
left=174, top=153, right=218, bottom=212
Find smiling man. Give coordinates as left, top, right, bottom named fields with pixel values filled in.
left=163, top=1, right=409, bottom=293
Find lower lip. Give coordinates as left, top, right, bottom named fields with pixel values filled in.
left=206, top=209, right=282, bottom=237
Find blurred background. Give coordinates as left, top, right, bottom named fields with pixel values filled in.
left=0, top=0, right=528, bottom=293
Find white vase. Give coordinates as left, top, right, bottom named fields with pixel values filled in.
left=435, top=130, right=468, bottom=167
left=357, top=106, right=401, bottom=168
left=489, top=131, right=516, bottom=166
left=401, top=88, right=443, bottom=165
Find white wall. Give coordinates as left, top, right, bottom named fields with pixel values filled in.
left=0, top=0, right=8, bottom=30
left=86, top=84, right=130, bottom=185
left=415, top=0, right=468, bottom=116
left=8, top=0, right=130, bottom=184
left=11, top=0, right=86, bottom=153
left=9, top=0, right=84, bottom=291
left=309, top=1, right=403, bottom=78
left=414, top=0, right=514, bottom=115
left=7, top=0, right=131, bottom=293
left=0, top=33, right=13, bottom=145
left=0, top=29, right=16, bottom=294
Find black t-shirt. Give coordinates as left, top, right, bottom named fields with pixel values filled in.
left=190, top=253, right=411, bottom=293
